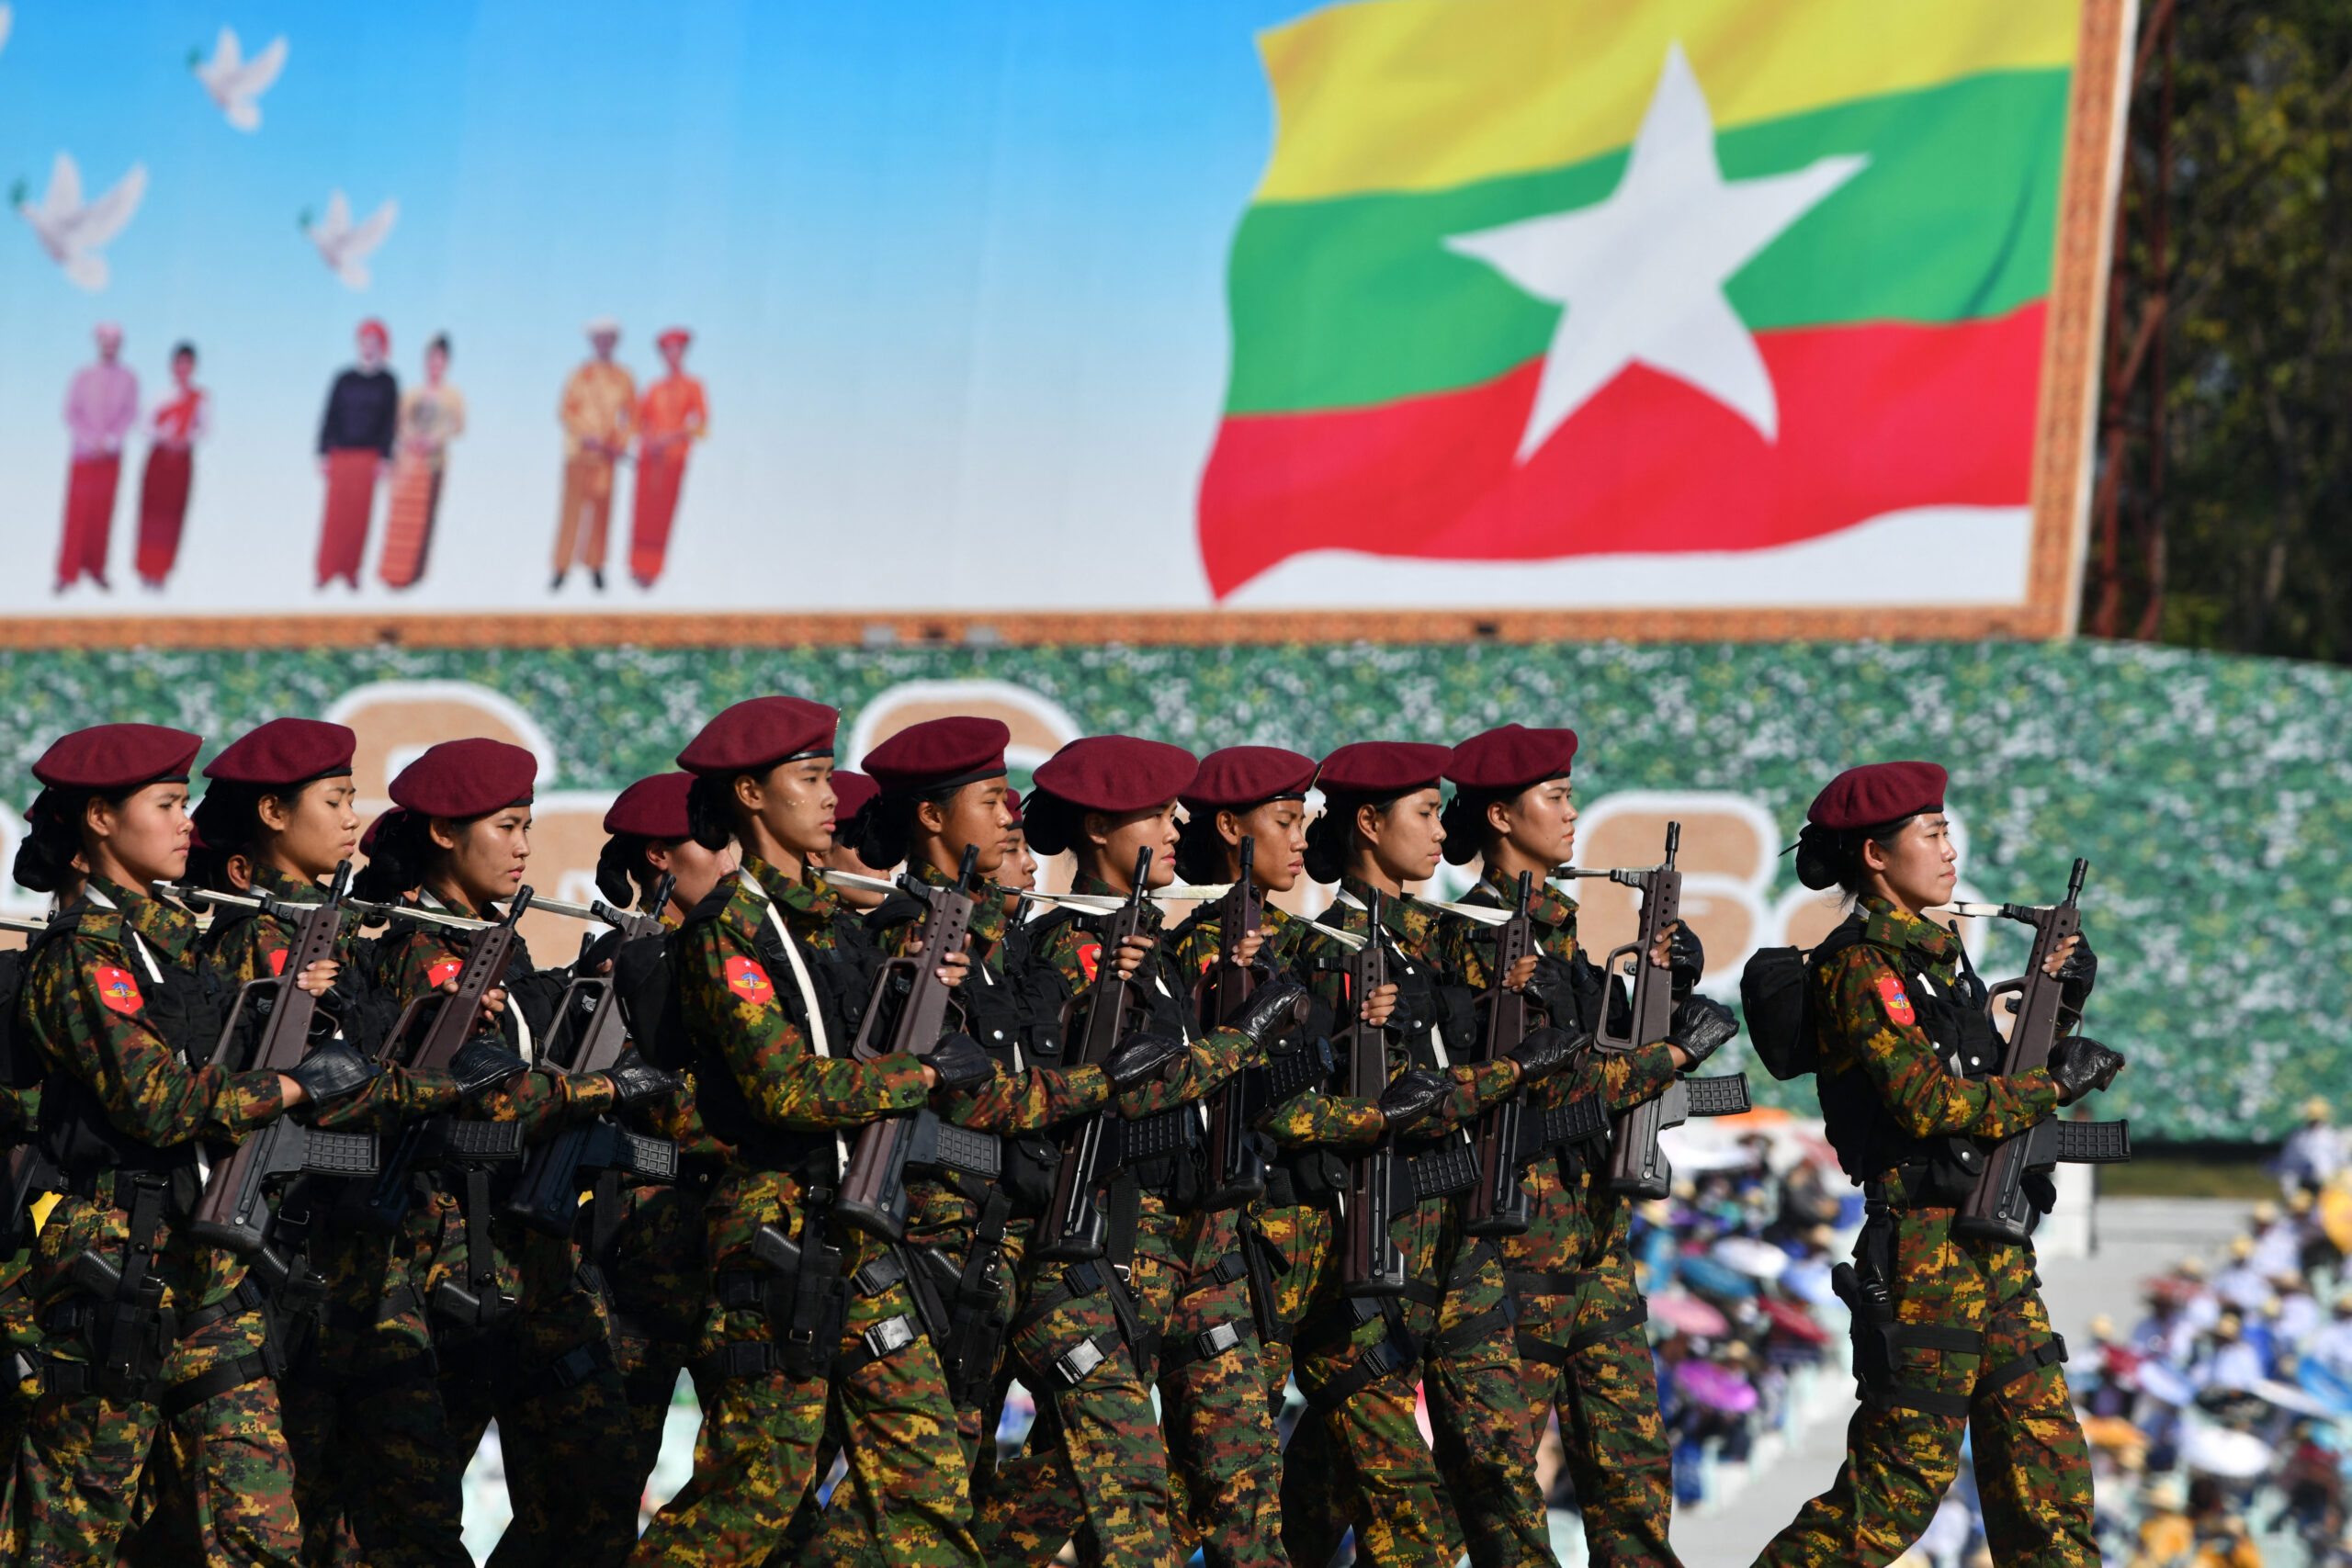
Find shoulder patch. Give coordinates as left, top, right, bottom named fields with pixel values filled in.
left=266, top=948, right=289, bottom=978
left=1875, top=972, right=1917, bottom=1027
left=724, top=954, right=775, bottom=1007
left=425, top=958, right=464, bottom=989
left=93, top=965, right=143, bottom=1017
left=1075, top=941, right=1102, bottom=987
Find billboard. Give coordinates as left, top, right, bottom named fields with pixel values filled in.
left=0, top=0, right=2129, bottom=647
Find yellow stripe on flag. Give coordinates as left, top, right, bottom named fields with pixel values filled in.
left=1255, top=0, right=2078, bottom=203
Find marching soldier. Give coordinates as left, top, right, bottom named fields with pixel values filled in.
left=1432, top=724, right=1734, bottom=1567
left=1753, top=761, right=2119, bottom=1567
left=9, top=725, right=377, bottom=1565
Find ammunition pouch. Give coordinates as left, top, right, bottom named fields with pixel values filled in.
left=64, top=1174, right=176, bottom=1405
left=754, top=1217, right=851, bottom=1382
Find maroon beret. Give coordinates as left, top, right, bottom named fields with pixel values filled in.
left=1032, top=737, right=1197, bottom=817
left=862, top=717, right=1010, bottom=795
left=1182, top=746, right=1317, bottom=810
left=388, top=739, right=537, bottom=819
left=1446, top=724, right=1577, bottom=794
left=203, top=717, right=356, bottom=786
left=1003, top=787, right=1023, bottom=829
left=32, top=724, right=202, bottom=791
left=677, top=696, right=836, bottom=776
left=359, top=811, right=395, bottom=859
left=1807, top=761, right=1948, bottom=831
left=1316, top=741, right=1452, bottom=799
left=603, top=772, right=695, bottom=840
left=831, top=769, right=880, bottom=826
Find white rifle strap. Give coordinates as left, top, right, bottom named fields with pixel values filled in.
left=752, top=882, right=848, bottom=1174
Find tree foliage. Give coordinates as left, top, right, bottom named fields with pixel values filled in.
left=2087, top=3, right=2352, bottom=660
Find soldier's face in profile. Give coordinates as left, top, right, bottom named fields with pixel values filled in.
left=1860, top=811, right=1957, bottom=915
left=1493, top=775, right=1576, bottom=870
left=88, top=782, right=192, bottom=887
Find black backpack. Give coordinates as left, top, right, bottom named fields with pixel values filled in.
left=1737, top=915, right=1865, bottom=1081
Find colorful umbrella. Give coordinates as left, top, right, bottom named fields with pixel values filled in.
left=2178, top=1422, right=2272, bottom=1480
left=1714, top=1236, right=1792, bottom=1280
left=1648, top=1293, right=1730, bottom=1338
left=1677, top=1359, right=1759, bottom=1415
left=1758, top=1296, right=1832, bottom=1346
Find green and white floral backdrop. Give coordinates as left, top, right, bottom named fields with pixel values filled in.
left=2, top=638, right=2339, bottom=1141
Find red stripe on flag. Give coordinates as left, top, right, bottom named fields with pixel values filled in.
left=1195, top=303, right=2045, bottom=599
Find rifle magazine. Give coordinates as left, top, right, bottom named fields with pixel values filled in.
left=1683, top=1074, right=1753, bottom=1118
left=2052, top=1119, right=2131, bottom=1164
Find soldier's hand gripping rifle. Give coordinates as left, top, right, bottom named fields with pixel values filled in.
left=1197, top=836, right=1269, bottom=1211
left=1338, top=890, right=1408, bottom=1297
left=1035, top=847, right=1156, bottom=1264
left=834, top=848, right=1001, bottom=1241
left=1955, top=860, right=2130, bottom=1241
left=356, top=890, right=536, bottom=1235
left=1464, top=873, right=1538, bottom=1236
left=1589, top=825, right=1750, bottom=1198
left=187, top=863, right=382, bottom=1255
left=502, top=877, right=683, bottom=1237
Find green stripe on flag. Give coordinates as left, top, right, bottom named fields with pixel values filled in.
left=1225, top=68, right=2068, bottom=415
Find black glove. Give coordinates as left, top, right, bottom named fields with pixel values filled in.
left=1229, top=975, right=1309, bottom=1051
left=924, top=1034, right=996, bottom=1094
left=1507, top=1025, right=1584, bottom=1087
left=1375, top=1068, right=1451, bottom=1135
left=285, top=1039, right=379, bottom=1105
left=599, top=1045, right=684, bottom=1109
left=1104, top=1032, right=1184, bottom=1091
left=1668, top=996, right=1739, bottom=1067
left=2047, top=1035, right=2123, bottom=1103
left=1667, top=923, right=1706, bottom=994
left=2057, top=931, right=2098, bottom=1016
left=450, top=1037, right=527, bottom=1100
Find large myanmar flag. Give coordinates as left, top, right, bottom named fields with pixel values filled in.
left=1196, top=0, right=2078, bottom=601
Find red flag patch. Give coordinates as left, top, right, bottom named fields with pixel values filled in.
left=266, top=949, right=289, bottom=977
left=93, top=965, right=142, bottom=1017
left=1076, top=941, right=1102, bottom=987
left=725, top=955, right=775, bottom=1007
left=1876, top=973, right=1917, bottom=1027
left=426, top=958, right=464, bottom=989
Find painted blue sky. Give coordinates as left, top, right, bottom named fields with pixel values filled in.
left=0, top=0, right=1313, bottom=614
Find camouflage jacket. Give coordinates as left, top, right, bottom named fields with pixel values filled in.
left=1816, top=897, right=2057, bottom=1147
left=1274, top=874, right=1519, bottom=1151
left=196, top=862, right=462, bottom=1133
left=1165, top=896, right=1317, bottom=992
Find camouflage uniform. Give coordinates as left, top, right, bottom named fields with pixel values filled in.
left=1432, top=870, right=1683, bottom=1567
left=186, top=863, right=467, bottom=1567
left=364, top=898, right=635, bottom=1568
left=628, top=856, right=959, bottom=1568
left=810, top=863, right=1115, bottom=1568
left=1275, top=879, right=1548, bottom=1568
left=1754, top=897, right=2093, bottom=1568
left=1159, top=898, right=1321, bottom=1567
left=12, top=876, right=301, bottom=1567
left=968, top=875, right=1260, bottom=1568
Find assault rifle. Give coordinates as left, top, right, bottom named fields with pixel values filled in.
left=1035, top=847, right=1156, bottom=1263
left=1587, top=825, right=1750, bottom=1198
left=502, top=876, right=680, bottom=1236
left=1338, top=890, right=1408, bottom=1297
left=1464, top=872, right=1537, bottom=1235
left=1196, top=837, right=1268, bottom=1210
left=834, top=848, right=1001, bottom=1241
left=1955, top=861, right=2131, bottom=1241
left=187, top=863, right=381, bottom=1255
left=356, top=890, right=535, bottom=1241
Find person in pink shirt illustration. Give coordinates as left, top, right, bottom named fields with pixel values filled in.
left=136, top=342, right=207, bottom=589
left=57, top=322, right=140, bottom=592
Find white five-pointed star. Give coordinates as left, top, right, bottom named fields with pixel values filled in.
left=1445, top=43, right=1867, bottom=458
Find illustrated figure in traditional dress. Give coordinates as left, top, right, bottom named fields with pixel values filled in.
left=314, top=319, right=398, bottom=590
left=628, top=326, right=707, bottom=588
left=378, top=333, right=467, bottom=590
left=57, top=321, right=139, bottom=592
left=551, top=318, right=634, bottom=591
left=135, top=342, right=206, bottom=589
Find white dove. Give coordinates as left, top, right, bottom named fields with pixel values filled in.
left=12, top=152, right=147, bottom=292
left=0, top=6, right=15, bottom=61
left=301, top=191, right=396, bottom=290
left=191, top=26, right=287, bottom=132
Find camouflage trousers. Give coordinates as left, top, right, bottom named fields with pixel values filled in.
left=971, top=1195, right=1182, bottom=1568
left=17, top=1362, right=299, bottom=1568
left=1283, top=1198, right=1549, bottom=1568
left=1754, top=1206, right=2096, bottom=1568
left=1502, top=1160, right=1679, bottom=1568
left=1157, top=1206, right=1284, bottom=1568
